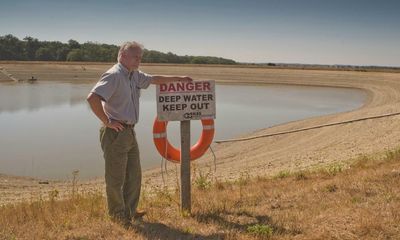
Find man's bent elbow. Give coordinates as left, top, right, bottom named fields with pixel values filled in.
left=87, top=92, right=96, bottom=100
left=87, top=93, right=93, bottom=101
left=86, top=92, right=101, bottom=105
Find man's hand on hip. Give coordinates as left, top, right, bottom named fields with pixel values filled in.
left=106, top=120, right=125, bottom=132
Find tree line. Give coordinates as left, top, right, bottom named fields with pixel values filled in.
left=0, top=34, right=236, bottom=64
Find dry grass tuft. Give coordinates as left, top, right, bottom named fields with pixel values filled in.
left=1, top=149, right=400, bottom=239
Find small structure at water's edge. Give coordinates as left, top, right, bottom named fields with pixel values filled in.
left=0, top=68, right=38, bottom=83
left=0, top=68, right=21, bottom=82
left=27, top=76, right=37, bottom=83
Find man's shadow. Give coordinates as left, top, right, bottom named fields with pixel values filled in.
left=194, top=210, right=300, bottom=236
left=132, top=221, right=225, bottom=240
left=131, top=210, right=300, bottom=239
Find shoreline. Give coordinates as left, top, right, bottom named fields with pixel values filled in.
left=1, top=63, right=400, bottom=204
left=1, top=60, right=399, bottom=73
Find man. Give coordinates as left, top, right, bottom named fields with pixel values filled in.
left=87, top=41, right=192, bottom=226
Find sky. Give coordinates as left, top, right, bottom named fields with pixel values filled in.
left=0, top=0, right=399, bottom=66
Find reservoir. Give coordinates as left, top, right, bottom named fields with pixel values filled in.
left=0, top=82, right=366, bottom=179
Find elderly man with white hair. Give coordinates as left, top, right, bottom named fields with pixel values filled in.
left=87, top=41, right=192, bottom=227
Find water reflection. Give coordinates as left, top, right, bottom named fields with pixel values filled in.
left=0, top=82, right=88, bottom=113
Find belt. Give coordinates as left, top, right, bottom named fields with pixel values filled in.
left=120, top=122, right=135, bottom=128
left=109, top=119, right=135, bottom=128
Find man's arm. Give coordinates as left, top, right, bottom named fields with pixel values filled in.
left=150, top=75, right=192, bottom=85
left=86, top=93, right=124, bottom=131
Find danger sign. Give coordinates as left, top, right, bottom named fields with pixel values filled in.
left=156, top=80, right=216, bottom=121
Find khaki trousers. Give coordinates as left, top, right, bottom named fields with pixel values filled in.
left=99, top=126, right=141, bottom=220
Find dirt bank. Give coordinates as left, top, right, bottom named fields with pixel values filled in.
left=1, top=62, right=400, bottom=204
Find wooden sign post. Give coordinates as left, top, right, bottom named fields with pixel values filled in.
left=156, top=80, right=216, bottom=214
left=180, top=120, right=191, bottom=213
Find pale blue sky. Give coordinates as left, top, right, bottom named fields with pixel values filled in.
left=0, top=0, right=399, bottom=66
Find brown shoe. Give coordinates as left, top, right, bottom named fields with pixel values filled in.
left=133, top=210, right=146, bottom=219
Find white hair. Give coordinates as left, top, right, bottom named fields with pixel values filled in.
left=117, top=41, right=144, bottom=62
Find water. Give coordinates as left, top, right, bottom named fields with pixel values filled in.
left=0, top=82, right=366, bottom=179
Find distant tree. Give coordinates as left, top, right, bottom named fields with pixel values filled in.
left=35, top=47, right=54, bottom=61
left=66, top=49, right=84, bottom=61
left=143, top=50, right=166, bottom=63
left=0, top=34, right=237, bottom=64
left=23, top=36, right=40, bottom=60
left=56, top=46, right=70, bottom=61
left=190, top=56, right=208, bottom=64
left=188, top=56, right=235, bottom=64
left=98, top=44, right=118, bottom=62
left=0, top=34, right=25, bottom=60
left=78, top=42, right=119, bottom=62
left=68, top=39, right=80, bottom=49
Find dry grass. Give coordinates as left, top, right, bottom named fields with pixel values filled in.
left=1, top=149, right=399, bottom=240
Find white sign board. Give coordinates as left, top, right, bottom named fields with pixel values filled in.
left=156, top=80, right=216, bottom=121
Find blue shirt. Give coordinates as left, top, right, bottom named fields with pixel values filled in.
left=90, top=63, right=153, bottom=124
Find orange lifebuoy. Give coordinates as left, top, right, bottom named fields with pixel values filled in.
left=153, top=118, right=215, bottom=163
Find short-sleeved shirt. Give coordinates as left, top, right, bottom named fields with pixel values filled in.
left=90, top=63, right=153, bottom=124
